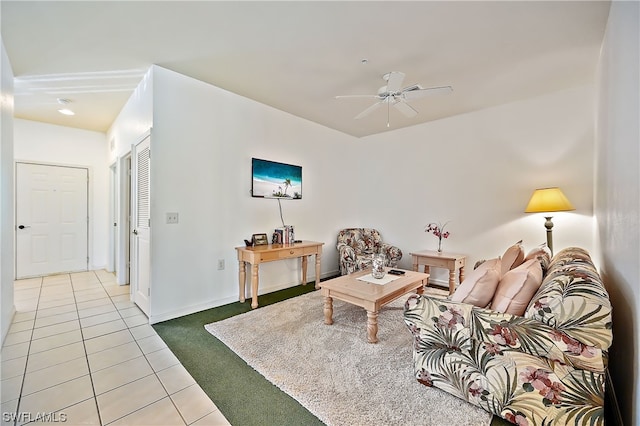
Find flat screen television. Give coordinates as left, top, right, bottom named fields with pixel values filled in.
left=251, top=158, right=302, bottom=199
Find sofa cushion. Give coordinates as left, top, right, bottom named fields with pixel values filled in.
left=491, top=259, right=543, bottom=315
left=500, top=240, right=525, bottom=276
left=450, top=258, right=501, bottom=308
left=524, top=243, right=552, bottom=275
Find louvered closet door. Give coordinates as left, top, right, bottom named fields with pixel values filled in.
left=131, top=134, right=151, bottom=316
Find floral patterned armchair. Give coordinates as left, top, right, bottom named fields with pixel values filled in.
left=336, top=228, right=403, bottom=275
left=404, top=247, right=613, bottom=425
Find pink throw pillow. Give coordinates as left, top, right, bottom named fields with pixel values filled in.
left=451, top=258, right=501, bottom=308
left=490, top=259, right=543, bottom=316
left=524, top=243, right=552, bottom=275
left=500, top=240, right=525, bottom=276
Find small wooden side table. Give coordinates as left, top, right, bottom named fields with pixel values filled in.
left=410, top=250, right=467, bottom=295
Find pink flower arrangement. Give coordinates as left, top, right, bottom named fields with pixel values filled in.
left=425, top=221, right=450, bottom=252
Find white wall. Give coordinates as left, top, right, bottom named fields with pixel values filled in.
left=13, top=119, right=110, bottom=271
left=595, top=2, right=640, bottom=424
left=144, top=66, right=358, bottom=322
left=358, top=85, right=596, bottom=282
left=1, top=39, right=15, bottom=343
left=106, top=64, right=598, bottom=324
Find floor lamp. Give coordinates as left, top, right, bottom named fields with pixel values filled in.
left=524, top=187, right=575, bottom=255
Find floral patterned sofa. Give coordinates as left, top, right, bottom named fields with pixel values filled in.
left=404, top=247, right=613, bottom=425
left=336, top=228, right=402, bottom=275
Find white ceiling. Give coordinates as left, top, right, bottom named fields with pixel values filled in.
left=2, top=1, right=611, bottom=138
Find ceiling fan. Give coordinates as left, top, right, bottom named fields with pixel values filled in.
left=335, top=72, right=452, bottom=127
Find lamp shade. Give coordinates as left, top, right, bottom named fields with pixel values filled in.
left=524, top=187, right=575, bottom=213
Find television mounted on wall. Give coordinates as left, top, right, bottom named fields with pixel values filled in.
left=251, top=158, right=302, bottom=199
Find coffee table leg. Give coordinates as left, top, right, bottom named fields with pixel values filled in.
left=367, top=311, right=378, bottom=343
left=323, top=297, right=333, bottom=325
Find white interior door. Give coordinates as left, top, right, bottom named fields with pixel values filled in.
left=131, top=135, right=151, bottom=316
left=16, top=163, right=88, bottom=278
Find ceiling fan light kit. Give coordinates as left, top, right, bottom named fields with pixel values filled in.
left=336, top=71, right=452, bottom=127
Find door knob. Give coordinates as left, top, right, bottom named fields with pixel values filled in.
left=133, top=229, right=138, bottom=235
left=17, top=225, right=30, bottom=230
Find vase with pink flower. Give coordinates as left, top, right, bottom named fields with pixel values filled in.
left=425, top=221, right=450, bottom=253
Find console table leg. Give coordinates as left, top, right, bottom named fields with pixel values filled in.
left=459, top=266, right=465, bottom=283
left=315, top=252, right=322, bottom=289
left=323, top=296, right=333, bottom=325
left=367, top=311, right=379, bottom=344
left=238, top=261, right=246, bottom=303
left=251, top=264, right=259, bottom=309
left=301, top=255, right=308, bottom=285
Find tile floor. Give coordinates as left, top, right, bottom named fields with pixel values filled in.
left=1, top=270, right=231, bottom=425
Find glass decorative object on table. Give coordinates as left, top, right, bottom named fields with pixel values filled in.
left=371, top=253, right=386, bottom=279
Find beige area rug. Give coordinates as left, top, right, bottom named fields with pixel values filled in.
left=205, top=288, right=492, bottom=426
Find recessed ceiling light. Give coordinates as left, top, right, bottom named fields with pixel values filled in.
left=56, top=98, right=74, bottom=115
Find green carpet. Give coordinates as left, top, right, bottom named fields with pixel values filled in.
left=153, top=283, right=324, bottom=426
left=154, top=282, right=505, bottom=426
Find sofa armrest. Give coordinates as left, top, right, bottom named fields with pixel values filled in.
left=380, top=243, right=402, bottom=263
left=404, top=295, right=606, bottom=373
left=337, top=243, right=357, bottom=275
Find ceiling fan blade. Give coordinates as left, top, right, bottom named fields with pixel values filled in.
left=402, top=85, right=453, bottom=101
left=354, top=101, right=383, bottom=120
left=335, top=94, right=379, bottom=99
left=385, top=72, right=405, bottom=93
left=394, top=101, right=418, bottom=118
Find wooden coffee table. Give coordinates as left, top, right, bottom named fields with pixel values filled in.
left=319, top=268, right=429, bottom=343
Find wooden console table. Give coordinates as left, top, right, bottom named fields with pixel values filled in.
left=236, top=240, right=323, bottom=309
left=410, top=250, right=466, bottom=295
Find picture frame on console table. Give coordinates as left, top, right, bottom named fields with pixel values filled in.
left=252, top=233, right=269, bottom=245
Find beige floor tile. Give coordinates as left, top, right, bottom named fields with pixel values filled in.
left=81, top=319, right=127, bottom=340
left=123, top=314, right=149, bottom=328
left=22, top=356, right=89, bottom=396
left=1, top=376, right=23, bottom=403
left=136, top=334, right=167, bottom=355
left=1, top=398, right=19, bottom=426
left=37, top=297, right=76, bottom=310
left=2, top=330, right=32, bottom=346
left=29, top=329, right=83, bottom=354
left=18, top=375, right=94, bottom=417
left=31, top=319, right=80, bottom=340
left=1, top=356, right=27, bottom=380
left=26, top=341, right=86, bottom=373
left=33, top=311, right=79, bottom=329
left=116, top=306, right=143, bottom=318
left=80, top=311, right=122, bottom=329
left=35, top=303, right=77, bottom=319
left=170, top=384, right=218, bottom=425
left=7, top=319, right=34, bottom=334
left=145, top=347, right=180, bottom=372
left=129, top=323, right=156, bottom=341
left=78, top=303, right=117, bottom=319
left=76, top=297, right=112, bottom=311
left=157, top=364, right=196, bottom=395
left=96, top=374, right=168, bottom=425
left=13, top=288, right=40, bottom=301
left=190, top=409, right=231, bottom=426
left=104, top=285, right=130, bottom=297
left=91, top=356, right=153, bottom=396
left=14, top=277, right=42, bottom=288
left=1, top=341, right=29, bottom=361
left=12, top=311, right=36, bottom=323
left=113, top=299, right=136, bottom=311
left=45, top=398, right=101, bottom=425
left=83, top=330, right=134, bottom=355
left=110, top=293, right=131, bottom=303
left=74, top=289, right=109, bottom=303
left=110, top=396, right=186, bottom=425
left=87, top=341, right=143, bottom=373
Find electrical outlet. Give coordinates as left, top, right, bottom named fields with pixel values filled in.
left=166, top=212, right=179, bottom=224
left=217, top=259, right=225, bottom=270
